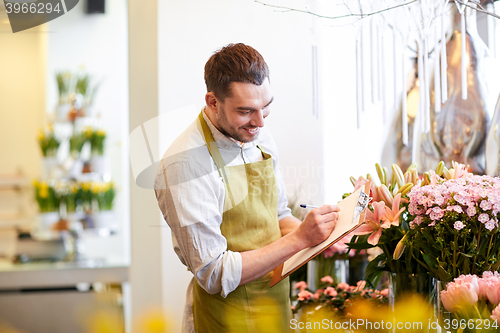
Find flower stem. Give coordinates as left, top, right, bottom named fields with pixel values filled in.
left=453, top=233, right=457, bottom=277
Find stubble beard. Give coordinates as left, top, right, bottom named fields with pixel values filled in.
left=216, top=105, right=260, bottom=143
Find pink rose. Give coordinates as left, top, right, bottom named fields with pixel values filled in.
left=337, top=282, right=350, bottom=291
left=455, top=275, right=480, bottom=295
left=320, top=276, right=334, bottom=285
left=440, top=290, right=458, bottom=312
left=324, top=287, right=337, bottom=297
left=486, top=280, right=500, bottom=305
left=297, top=290, right=314, bottom=301
left=380, top=288, right=389, bottom=297
left=294, top=281, right=307, bottom=291
left=491, top=305, right=500, bottom=322
left=353, top=280, right=366, bottom=292
left=442, top=281, right=478, bottom=312
left=477, top=278, right=490, bottom=300
left=314, top=289, right=324, bottom=300
left=483, top=271, right=500, bottom=279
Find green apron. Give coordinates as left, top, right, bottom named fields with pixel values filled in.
left=192, top=112, right=291, bottom=333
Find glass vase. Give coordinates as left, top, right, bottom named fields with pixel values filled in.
left=429, top=278, right=452, bottom=333
left=388, top=272, right=432, bottom=309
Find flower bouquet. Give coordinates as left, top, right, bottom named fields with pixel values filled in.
left=439, top=272, right=500, bottom=332
left=347, top=163, right=429, bottom=287
left=406, top=162, right=500, bottom=283
left=292, top=277, right=388, bottom=319
left=292, top=277, right=434, bottom=332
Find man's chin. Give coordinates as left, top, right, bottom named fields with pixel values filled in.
left=240, top=130, right=260, bottom=143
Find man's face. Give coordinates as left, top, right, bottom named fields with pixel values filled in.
left=214, top=78, right=273, bottom=143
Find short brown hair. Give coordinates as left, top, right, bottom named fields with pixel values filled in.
left=204, top=43, right=270, bottom=100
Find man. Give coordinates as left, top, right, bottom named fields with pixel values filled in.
left=155, top=43, right=339, bottom=333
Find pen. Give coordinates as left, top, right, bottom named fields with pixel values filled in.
left=299, top=204, right=319, bottom=209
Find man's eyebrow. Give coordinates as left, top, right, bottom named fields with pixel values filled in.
left=235, top=97, right=274, bottom=111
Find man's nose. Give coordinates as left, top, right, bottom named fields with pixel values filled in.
left=250, top=110, right=265, bottom=127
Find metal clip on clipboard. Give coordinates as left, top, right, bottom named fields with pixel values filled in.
left=353, top=191, right=371, bottom=223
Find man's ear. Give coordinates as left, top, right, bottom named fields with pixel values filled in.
left=205, top=92, right=218, bottom=114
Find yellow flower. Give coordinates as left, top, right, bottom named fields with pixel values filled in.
left=72, top=185, right=79, bottom=193
left=91, top=183, right=100, bottom=194
left=39, top=182, right=49, bottom=199
left=37, top=129, right=45, bottom=141
left=135, top=308, right=172, bottom=333
left=84, top=127, right=94, bottom=138
left=32, top=179, right=39, bottom=188
left=96, top=129, right=106, bottom=137
left=82, top=182, right=90, bottom=191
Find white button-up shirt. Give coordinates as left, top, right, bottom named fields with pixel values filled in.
left=154, top=111, right=292, bottom=331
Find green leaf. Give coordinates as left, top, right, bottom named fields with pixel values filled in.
left=365, top=254, right=386, bottom=288
left=491, top=260, right=500, bottom=271
left=345, top=241, right=373, bottom=250
left=421, top=251, right=438, bottom=268
left=478, top=238, right=489, bottom=256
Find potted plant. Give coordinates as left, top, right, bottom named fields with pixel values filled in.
left=84, top=127, right=108, bottom=175
left=32, top=180, right=60, bottom=230
left=91, top=181, right=117, bottom=232
left=37, top=126, right=60, bottom=178
left=55, top=71, right=72, bottom=120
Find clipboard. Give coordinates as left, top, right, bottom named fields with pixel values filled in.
left=270, top=182, right=372, bottom=287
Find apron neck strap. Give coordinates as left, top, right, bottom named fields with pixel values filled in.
left=198, top=111, right=227, bottom=169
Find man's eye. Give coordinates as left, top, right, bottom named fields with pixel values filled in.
left=239, top=111, right=250, bottom=115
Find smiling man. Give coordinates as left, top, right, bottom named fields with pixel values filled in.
left=154, top=43, right=339, bottom=333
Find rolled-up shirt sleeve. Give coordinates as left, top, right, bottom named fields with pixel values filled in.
left=155, top=159, right=242, bottom=297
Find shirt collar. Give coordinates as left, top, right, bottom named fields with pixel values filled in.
left=202, top=108, right=258, bottom=150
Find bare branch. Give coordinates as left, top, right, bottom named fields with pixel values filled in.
left=455, top=0, right=500, bottom=19
left=254, top=0, right=418, bottom=20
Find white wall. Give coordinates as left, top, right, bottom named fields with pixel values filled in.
left=46, top=0, right=129, bottom=261
left=316, top=4, right=400, bottom=204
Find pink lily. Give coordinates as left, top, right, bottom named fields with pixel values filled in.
left=428, top=170, right=440, bottom=185
left=451, top=161, right=472, bottom=179
left=382, top=193, right=406, bottom=226
left=354, top=201, right=390, bottom=246
left=354, top=177, right=379, bottom=202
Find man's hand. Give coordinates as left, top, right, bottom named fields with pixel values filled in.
left=239, top=204, right=340, bottom=286
left=295, top=205, right=340, bottom=249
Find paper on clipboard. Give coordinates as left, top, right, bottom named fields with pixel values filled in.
left=270, top=183, right=371, bottom=287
